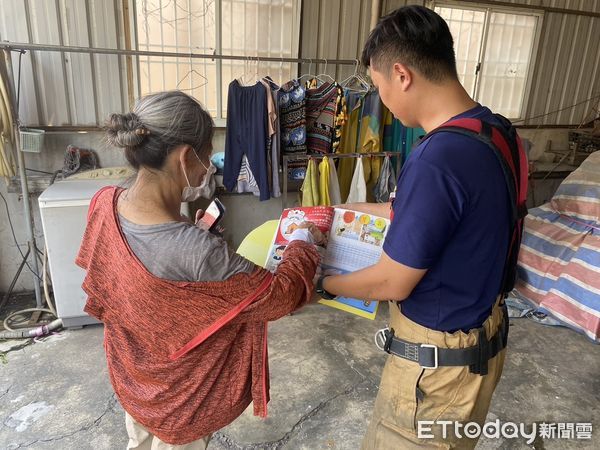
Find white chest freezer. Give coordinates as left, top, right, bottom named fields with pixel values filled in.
left=38, top=178, right=126, bottom=328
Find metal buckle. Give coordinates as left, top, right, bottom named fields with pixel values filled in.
left=420, top=344, right=439, bottom=369
left=374, top=327, right=390, bottom=351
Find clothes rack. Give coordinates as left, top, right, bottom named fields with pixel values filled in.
left=0, top=42, right=359, bottom=66
left=282, top=152, right=400, bottom=209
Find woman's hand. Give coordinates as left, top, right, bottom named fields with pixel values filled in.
left=297, top=221, right=328, bottom=246
left=195, top=208, right=225, bottom=235
left=195, top=208, right=205, bottom=224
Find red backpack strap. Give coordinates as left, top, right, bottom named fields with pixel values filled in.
left=422, top=117, right=528, bottom=217
left=421, top=116, right=529, bottom=294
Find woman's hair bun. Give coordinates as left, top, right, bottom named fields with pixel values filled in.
left=106, top=112, right=150, bottom=148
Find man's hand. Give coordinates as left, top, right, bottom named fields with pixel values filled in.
left=322, top=252, right=427, bottom=302
left=310, top=290, right=323, bottom=304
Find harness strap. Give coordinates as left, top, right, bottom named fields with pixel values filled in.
left=379, top=303, right=509, bottom=375
left=420, top=115, right=528, bottom=294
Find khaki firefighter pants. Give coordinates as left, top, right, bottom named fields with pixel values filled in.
left=125, top=413, right=212, bottom=450
left=362, top=299, right=507, bottom=450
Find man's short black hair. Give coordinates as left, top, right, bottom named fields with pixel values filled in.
left=361, top=5, right=458, bottom=82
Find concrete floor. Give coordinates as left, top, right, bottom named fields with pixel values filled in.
left=1, top=301, right=599, bottom=450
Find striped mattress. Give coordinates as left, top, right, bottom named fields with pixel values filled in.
left=512, top=150, right=600, bottom=342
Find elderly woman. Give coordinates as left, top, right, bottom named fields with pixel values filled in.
left=76, top=91, right=324, bottom=449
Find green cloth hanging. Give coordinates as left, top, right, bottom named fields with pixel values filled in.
left=301, top=158, right=320, bottom=206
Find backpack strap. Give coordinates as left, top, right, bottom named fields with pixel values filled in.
left=420, top=116, right=528, bottom=294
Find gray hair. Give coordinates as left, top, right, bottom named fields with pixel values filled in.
left=106, top=91, right=214, bottom=170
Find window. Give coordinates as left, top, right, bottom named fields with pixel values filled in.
left=135, top=0, right=301, bottom=120
left=0, top=0, right=300, bottom=127
left=435, top=3, right=540, bottom=119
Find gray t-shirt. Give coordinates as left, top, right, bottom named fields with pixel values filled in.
left=119, top=215, right=255, bottom=282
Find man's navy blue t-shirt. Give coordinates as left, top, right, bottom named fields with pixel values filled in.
left=383, top=104, right=512, bottom=333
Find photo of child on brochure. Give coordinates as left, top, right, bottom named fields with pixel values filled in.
left=276, top=207, right=333, bottom=245
left=265, top=207, right=333, bottom=272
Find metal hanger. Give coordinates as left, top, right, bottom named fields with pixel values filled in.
left=176, top=68, right=208, bottom=91
left=315, top=59, right=335, bottom=85
left=254, top=56, right=261, bottom=81
left=297, top=58, right=315, bottom=84
left=238, top=56, right=257, bottom=86
left=340, top=59, right=371, bottom=93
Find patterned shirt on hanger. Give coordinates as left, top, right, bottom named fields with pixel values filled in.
left=279, top=80, right=307, bottom=154
left=305, top=78, right=346, bottom=154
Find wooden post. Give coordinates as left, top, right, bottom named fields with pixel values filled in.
left=122, top=0, right=135, bottom=110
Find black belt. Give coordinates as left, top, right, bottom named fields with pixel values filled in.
left=375, top=303, right=509, bottom=376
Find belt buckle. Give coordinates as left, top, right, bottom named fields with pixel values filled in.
left=374, top=327, right=390, bottom=351
left=420, top=344, right=439, bottom=369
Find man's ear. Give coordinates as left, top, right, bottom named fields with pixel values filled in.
left=392, top=62, right=413, bottom=91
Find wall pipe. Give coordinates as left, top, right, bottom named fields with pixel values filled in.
left=3, top=49, right=42, bottom=309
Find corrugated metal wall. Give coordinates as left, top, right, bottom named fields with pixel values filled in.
left=525, top=9, right=600, bottom=125
left=484, top=0, right=599, bottom=12
left=0, top=0, right=126, bottom=127
left=479, top=0, right=600, bottom=125
left=300, top=0, right=600, bottom=126
left=299, top=0, right=425, bottom=80
left=1, top=0, right=598, bottom=126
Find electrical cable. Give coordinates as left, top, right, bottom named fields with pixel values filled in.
left=42, top=244, right=56, bottom=316
left=0, top=195, right=59, bottom=334
left=0, top=190, right=42, bottom=281
left=26, top=167, right=53, bottom=174
left=0, top=244, right=58, bottom=334
left=3, top=308, right=55, bottom=331
left=0, top=317, right=62, bottom=339
left=0, top=49, right=61, bottom=339
left=513, top=92, right=600, bottom=125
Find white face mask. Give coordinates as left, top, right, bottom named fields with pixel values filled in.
left=182, top=152, right=217, bottom=202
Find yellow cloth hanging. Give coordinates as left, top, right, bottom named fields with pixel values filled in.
left=318, top=156, right=331, bottom=206
left=0, top=52, right=17, bottom=179
left=337, top=99, right=361, bottom=202
left=358, top=111, right=383, bottom=202
left=301, top=158, right=320, bottom=206
left=337, top=95, right=385, bottom=203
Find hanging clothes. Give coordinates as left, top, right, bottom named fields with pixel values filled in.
left=318, top=156, right=331, bottom=206
left=382, top=108, right=401, bottom=152
left=236, top=156, right=260, bottom=197
left=328, top=158, right=342, bottom=205
left=224, top=80, right=270, bottom=201
left=373, top=155, right=397, bottom=203
left=358, top=92, right=385, bottom=201
left=346, top=156, right=367, bottom=203
left=333, top=87, right=347, bottom=152
left=337, top=90, right=363, bottom=201
left=305, top=79, right=344, bottom=154
left=279, top=80, right=307, bottom=155
left=337, top=90, right=384, bottom=202
left=301, top=158, right=320, bottom=206
left=403, top=125, right=426, bottom=165
left=382, top=111, right=426, bottom=167
left=262, top=77, right=282, bottom=198
left=235, top=80, right=277, bottom=197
